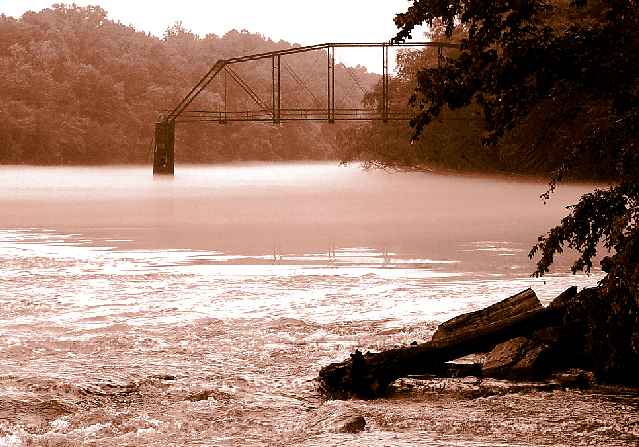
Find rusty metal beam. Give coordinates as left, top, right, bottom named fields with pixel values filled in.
left=327, top=46, right=335, bottom=123
left=174, top=108, right=414, bottom=122
left=224, top=65, right=270, bottom=113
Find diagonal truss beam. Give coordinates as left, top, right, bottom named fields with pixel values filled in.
left=168, top=60, right=226, bottom=121
left=224, top=66, right=271, bottom=113
left=282, top=60, right=322, bottom=108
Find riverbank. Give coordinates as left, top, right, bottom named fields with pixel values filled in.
left=320, top=285, right=639, bottom=400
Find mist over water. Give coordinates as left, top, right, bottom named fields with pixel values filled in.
left=0, top=162, right=597, bottom=259
left=2, top=163, right=636, bottom=446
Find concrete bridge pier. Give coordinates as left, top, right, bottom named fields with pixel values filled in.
left=153, top=120, right=175, bottom=176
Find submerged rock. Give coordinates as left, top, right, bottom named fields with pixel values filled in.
left=331, top=414, right=366, bottom=433
left=187, top=391, right=211, bottom=402
left=552, top=369, right=595, bottom=388
left=316, top=406, right=367, bottom=434
left=186, top=389, right=233, bottom=403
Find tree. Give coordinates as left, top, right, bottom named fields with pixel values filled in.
left=392, top=0, right=639, bottom=380
left=336, top=28, right=489, bottom=171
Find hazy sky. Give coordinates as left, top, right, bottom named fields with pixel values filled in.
left=0, top=0, right=427, bottom=71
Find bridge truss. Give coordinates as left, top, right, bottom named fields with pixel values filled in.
left=153, top=41, right=457, bottom=175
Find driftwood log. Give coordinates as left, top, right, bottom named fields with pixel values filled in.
left=319, top=288, right=562, bottom=399
left=432, top=289, right=542, bottom=341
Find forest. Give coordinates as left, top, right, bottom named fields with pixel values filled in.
left=0, top=4, right=378, bottom=165
left=1, top=3, right=634, bottom=182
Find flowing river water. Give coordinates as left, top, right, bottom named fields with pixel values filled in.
left=0, top=163, right=637, bottom=446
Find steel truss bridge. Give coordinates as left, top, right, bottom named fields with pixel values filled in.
left=153, top=41, right=457, bottom=175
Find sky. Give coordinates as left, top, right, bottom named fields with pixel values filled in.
left=0, top=0, right=427, bottom=72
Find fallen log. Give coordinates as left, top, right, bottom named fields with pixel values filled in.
left=432, top=288, right=541, bottom=341
left=319, top=290, right=561, bottom=399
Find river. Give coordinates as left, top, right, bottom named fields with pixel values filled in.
left=0, top=163, right=636, bottom=446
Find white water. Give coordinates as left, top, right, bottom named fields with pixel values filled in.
left=1, top=163, right=636, bottom=446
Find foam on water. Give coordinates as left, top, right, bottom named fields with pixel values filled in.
left=1, top=228, right=628, bottom=446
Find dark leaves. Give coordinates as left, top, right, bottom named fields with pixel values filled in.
left=394, top=0, right=639, bottom=290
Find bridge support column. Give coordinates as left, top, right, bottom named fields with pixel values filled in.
left=153, top=120, right=175, bottom=176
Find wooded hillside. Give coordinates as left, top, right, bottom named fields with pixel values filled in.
left=0, top=5, right=378, bottom=165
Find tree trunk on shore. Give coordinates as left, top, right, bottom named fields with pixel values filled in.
left=319, top=289, right=560, bottom=399
left=432, top=288, right=541, bottom=341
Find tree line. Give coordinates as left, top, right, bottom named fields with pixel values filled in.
left=0, top=5, right=378, bottom=165
left=337, top=18, right=628, bottom=179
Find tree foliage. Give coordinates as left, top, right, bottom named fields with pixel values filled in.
left=337, top=28, right=496, bottom=172
left=393, top=0, right=638, bottom=289
left=337, top=24, right=590, bottom=175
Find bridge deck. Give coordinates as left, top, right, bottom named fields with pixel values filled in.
left=175, top=109, right=413, bottom=123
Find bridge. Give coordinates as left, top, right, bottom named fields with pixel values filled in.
left=153, top=41, right=457, bottom=175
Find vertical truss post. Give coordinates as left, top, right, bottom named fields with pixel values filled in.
left=222, top=70, right=228, bottom=124
left=272, top=55, right=281, bottom=124
left=331, top=47, right=335, bottom=122
left=277, top=55, right=281, bottom=124
left=327, top=45, right=335, bottom=123
left=437, top=46, right=443, bottom=68
left=382, top=44, right=389, bottom=123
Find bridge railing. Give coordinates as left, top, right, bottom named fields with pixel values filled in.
left=173, top=108, right=413, bottom=123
